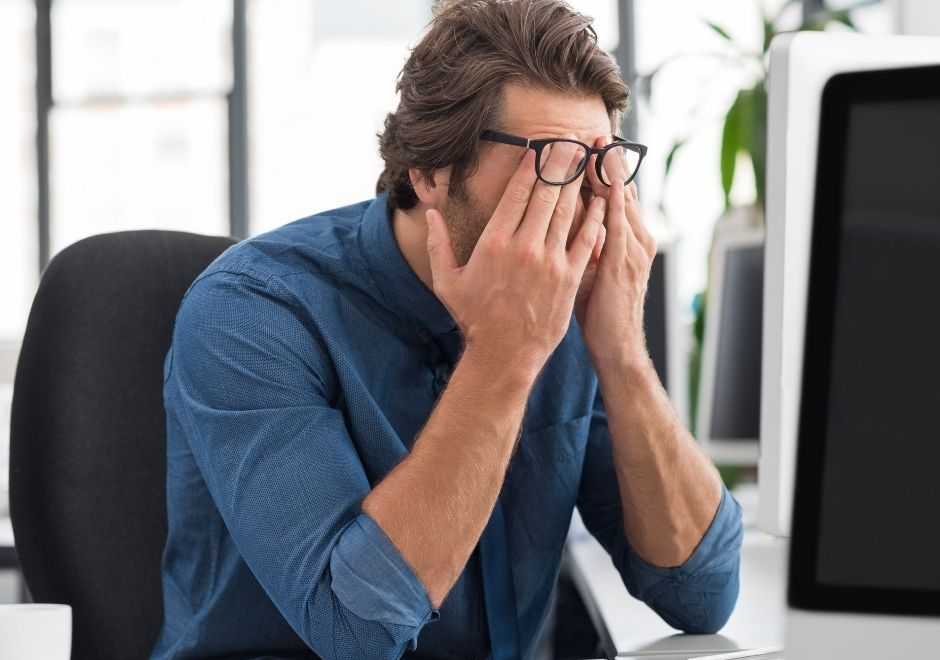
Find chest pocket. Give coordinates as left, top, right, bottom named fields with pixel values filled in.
left=505, top=413, right=592, bottom=549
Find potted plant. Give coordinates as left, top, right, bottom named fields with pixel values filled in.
left=639, top=0, right=879, bottom=482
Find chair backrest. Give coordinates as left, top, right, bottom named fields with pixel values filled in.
left=9, top=230, right=236, bottom=660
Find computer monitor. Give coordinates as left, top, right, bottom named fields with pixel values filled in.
left=759, top=32, right=940, bottom=538
left=785, top=61, right=940, bottom=658
left=643, top=240, right=688, bottom=427
left=696, top=227, right=763, bottom=465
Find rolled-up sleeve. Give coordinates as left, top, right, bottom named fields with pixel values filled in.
left=166, top=269, right=437, bottom=658
left=331, top=514, right=439, bottom=631
left=576, top=385, right=744, bottom=634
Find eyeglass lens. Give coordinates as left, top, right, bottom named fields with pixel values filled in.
left=536, top=140, right=640, bottom=185
left=536, top=141, right=588, bottom=184
left=598, top=144, right=641, bottom=186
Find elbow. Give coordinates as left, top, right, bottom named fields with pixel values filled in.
left=297, top=516, right=438, bottom=659
left=653, top=564, right=741, bottom=635
left=703, top=571, right=740, bottom=633
left=300, top=584, right=428, bottom=660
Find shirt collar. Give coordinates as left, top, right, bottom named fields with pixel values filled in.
left=359, top=194, right=459, bottom=340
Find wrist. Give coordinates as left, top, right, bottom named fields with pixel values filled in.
left=593, top=352, right=658, bottom=390
left=584, top=327, right=651, bottom=373
left=459, top=344, right=541, bottom=392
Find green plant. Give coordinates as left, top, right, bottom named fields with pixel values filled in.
left=647, top=1, right=881, bottom=487
left=645, top=0, right=878, bottom=213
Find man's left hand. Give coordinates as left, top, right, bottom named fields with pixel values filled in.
left=572, top=136, right=657, bottom=373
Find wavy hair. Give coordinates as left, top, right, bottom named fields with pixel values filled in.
left=376, top=0, right=630, bottom=209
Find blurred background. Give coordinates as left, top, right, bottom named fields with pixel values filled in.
left=0, top=0, right=901, bottom=342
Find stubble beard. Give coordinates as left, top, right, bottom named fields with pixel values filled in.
left=440, top=177, right=493, bottom=268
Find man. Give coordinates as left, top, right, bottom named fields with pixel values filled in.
left=150, top=1, right=742, bottom=658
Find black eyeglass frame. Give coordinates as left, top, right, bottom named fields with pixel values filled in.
left=479, top=129, right=648, bottom=187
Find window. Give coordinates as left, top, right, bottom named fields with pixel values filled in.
left=247, top=0, right=434, bottom=234
left=48, top=0, right=233, bottom=255
left=0, top=0, right=37, bottom=343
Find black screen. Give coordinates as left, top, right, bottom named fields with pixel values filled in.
left=711, top=244, right=763, bottom=440
left=814, top=97, right=940, bottom=591
left=645, top=251, right=669, bottom=391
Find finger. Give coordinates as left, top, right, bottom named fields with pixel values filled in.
left=545, top=165, right=587, bottom=253
left=592, top=221, right=606, bottom=263
left=426, top=209, right=459, bottom=291
left=516, top=139, right=585, bottom=244
left=580, top=181, right=593, bottom=211
left=479, top=149, right=538, bottom=241
left=623, top=180, right=657, bottom=258
left=567, top=187, right=587, bottom=251
left=568, top=195, right=606, bottom=274
left=605, top=175, right=637, bottom=255
left=600, top=141, right=629, bottom=186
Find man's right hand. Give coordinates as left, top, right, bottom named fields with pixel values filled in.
left=425, top=139, right=607, bottom=378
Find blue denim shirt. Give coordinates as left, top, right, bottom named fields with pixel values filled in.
left=150, top=194, right=743, bottom=660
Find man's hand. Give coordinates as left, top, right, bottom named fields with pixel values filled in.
left=425, top=139, right=606, bottom=378
left=569, top=140, right=724, bottom=570
left=574, top=136, right=657, bottom=373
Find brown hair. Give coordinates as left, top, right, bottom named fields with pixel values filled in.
left=376, top=0, right=630, bottom=210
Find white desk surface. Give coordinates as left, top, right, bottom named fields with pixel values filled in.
left=566, top=485, right=787, bottom=659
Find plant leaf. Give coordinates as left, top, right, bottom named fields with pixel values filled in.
left=664, top=139, right=687, bottom=179
left=748, top=83, right=767, bottom=208
left=720, top=91, right=745, bottom=209
left=834, top=11, right=857, bottom=30
left=705, top=20, right=734, bottom=42
left=799, top=9, right=858, bottom=32
left=825, top=9, right=857, bottom=30
left=762, top=16, right=775, bottom=54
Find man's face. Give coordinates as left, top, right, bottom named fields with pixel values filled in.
left=441, top=83, right=613, bottom=266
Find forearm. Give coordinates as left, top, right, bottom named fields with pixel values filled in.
left=596, top=357, right=722, bottom=567
left=362, top=348, right=536, bottom=607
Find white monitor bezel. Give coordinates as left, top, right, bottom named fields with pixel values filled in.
left=696, top=226, right=764, bottom=467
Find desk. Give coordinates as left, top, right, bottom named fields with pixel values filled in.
left=565, top=488, right=787, bottom=659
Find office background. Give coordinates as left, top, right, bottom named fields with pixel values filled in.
left=0, top=0, right=922, bottom=607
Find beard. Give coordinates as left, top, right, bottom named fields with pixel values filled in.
left=440, top=176, right=494, bottom=267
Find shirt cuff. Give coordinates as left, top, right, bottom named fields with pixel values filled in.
left=330, top=512, right=440, bottom=632
left=625, top=486, right=744, bottom=590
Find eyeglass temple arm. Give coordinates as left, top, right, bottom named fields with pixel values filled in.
left=480, top=130, right=530, bottom=148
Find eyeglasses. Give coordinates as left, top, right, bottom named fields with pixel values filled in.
left=480, top=129, right=648, bottom=187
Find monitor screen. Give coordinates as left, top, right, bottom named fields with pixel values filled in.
left=697, top=228, right=763, bottom=465
left=645, top=251, right=668, bottom=392
left=710, top=244, right=763, bottom=441
left=789, top=65, right=940, bottom=616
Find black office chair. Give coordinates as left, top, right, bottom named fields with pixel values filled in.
left=9, top=230, right=237, bottom=660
